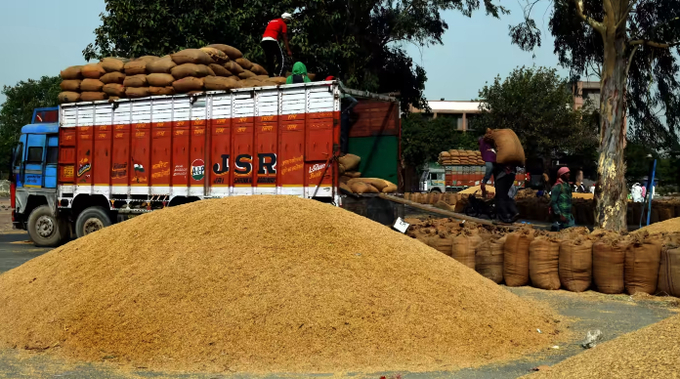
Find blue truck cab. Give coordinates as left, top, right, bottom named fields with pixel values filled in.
left=10, top=107, right=68, bottom=245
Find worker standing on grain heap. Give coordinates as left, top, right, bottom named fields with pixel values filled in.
left=261, top=12, right=293, bottom=77
left=550, top=167, right=575, bottom=231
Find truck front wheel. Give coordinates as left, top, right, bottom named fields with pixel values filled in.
left=27, top=205, right=68, bottom=247
left=75, top=207, right=112, bottom=238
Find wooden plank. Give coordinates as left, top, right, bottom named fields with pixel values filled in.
left=379, top=193, right=519, bottom=230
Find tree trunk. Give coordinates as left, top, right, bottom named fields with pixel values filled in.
left=594, top=12, right=628, bottom=232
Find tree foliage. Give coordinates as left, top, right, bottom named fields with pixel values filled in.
left=511, top=0, right=680, bottom=150
left=474, top=66, right=598, bottom=168
left=401, top=113, right=478, bottom=167
left=0, top=76, right=61, bottom=175
left=83, top=0, right=508, bottom=111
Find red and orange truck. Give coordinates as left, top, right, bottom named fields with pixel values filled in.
left=9, top=82, right=400, bottom=246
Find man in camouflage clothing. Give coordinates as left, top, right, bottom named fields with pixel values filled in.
left=550, top=167, right=575, bottom=231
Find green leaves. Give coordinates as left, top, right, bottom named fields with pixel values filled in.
left=83, top=0, right=501, bottom=111
left=474, top=66, right=597, bottom=167
left=0, top=76, right=61, bottom=172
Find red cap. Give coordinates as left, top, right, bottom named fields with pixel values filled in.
left=557, top=167, right=570, bottom=177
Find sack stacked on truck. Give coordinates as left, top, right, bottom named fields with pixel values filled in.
left=338, top=154, right=397, bottom=194
left=438, top=150, right=484, bottom=166
left=58, top=44, right=287, bottom=103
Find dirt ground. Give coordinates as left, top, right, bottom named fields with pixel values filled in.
left=0, top=197, right=677, bottom=378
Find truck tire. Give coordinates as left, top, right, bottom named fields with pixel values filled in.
left=75, top=207, right=112, bottom=238
left=27, top=205, right=68, bottom=247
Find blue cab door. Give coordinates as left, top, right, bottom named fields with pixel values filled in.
left=22, top=134, right=47, bottom=188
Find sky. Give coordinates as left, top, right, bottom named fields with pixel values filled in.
left=0, top=0, right=564, bottom=104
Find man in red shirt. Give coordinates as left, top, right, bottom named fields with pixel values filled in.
left=261, top=13, right=293, bottom=77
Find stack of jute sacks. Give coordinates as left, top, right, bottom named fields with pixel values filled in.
left=337, top=154, right=398, bottom=194
left=59, top=45, right=287, bottom=103
left=438, top=150, right=484, bottom=166
left=405, top=218, right=680, bottom=298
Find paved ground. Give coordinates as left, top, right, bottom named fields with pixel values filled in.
left=0, top=197, right=677, bottom=378
left=0, top=199, right=52, bottom=274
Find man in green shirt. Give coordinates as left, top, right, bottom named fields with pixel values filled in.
left=286, top=62, right=312, bottom=84
left=550, top=166, right=575, bottom=230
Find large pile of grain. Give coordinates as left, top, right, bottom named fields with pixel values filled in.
left=637, top=217, right=680, bottom=235
left=59, top=45, right=284, bottom=103
left=0, top=196, right=560, bottom=373
left=523, top=314, right=680, bottom=379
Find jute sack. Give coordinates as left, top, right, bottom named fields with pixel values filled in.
left=559, top=237, right=593, bottom=292
left=344, top=171, right=361, bottom=178
left=123, top=74, right=148, bottom=88
left=81, top=63, right=106, bottom=79
left=235, top=58, right=254, bottom=70
left=592, top=238, right=627, bottom=294
left=269, top=76, right=287, bottom=85
left=125, top=87, right=150, bottom=98
left=207, top=44, right=243, bottom=60
left=103, top=83, right=126, bottom=97
left=171, top=49, right=213, bottom=65
left=203, top=76, right=240, bottom=91
left=240, top=78, right=263, bottom=88
left=658, top=244, right=680, bottom=297
left=251, top=64, right=268, bottom=76
left=80, top=92, right=107, bottom=101
left=255, top=75, right=270, bottom=81
left=172, top=77, right=204, bottom=93
left=199, top=47, right=229, bottom=64
left=476, top=236, right=506, bottom=284
left=503, top=229, right=535, bottom=287
left=60, top=80, right=81, bottom=92
left=136, top=56, right=160, bottom=64
left=429, top=232, right=454, bottom=257
left=171, top=64, right=212, bottom=79
left=349, top=181, right=379, bottom=194
left=60, top=66, right=83, bottom=80
left=339, top=154, right=361, bottom=172
left=225, top=61, right=244, bottom=75
left=146, top=73, right=175, bottom=87
left=124, top=60, right=148, bottom=75
left=148, top=86, right=176, bottom=96
left=382, top=182, right=397, bottom=193
left=625, top=235, right=662, bottom=295
left=101, top=57, right=126, bottom=73
left=209, top=64, right=232, bottom=77
left=238, top=70, right=257, bottom=79
left=100, top=72, right=126, bottom=84
left=489, top=129, right=525, bottom=165
left=80, top=79, right=104, bottom=92
left=146, top=57, right=177, bottom=74
left=529, top=236, right=561, bottom=290
left=349, top=178, right=389, bottom=192
left=58, top=92, right=80, bottom=103
left=339, top=181, right=352, bottom=193
left=451, top=231, right=482, bottom=270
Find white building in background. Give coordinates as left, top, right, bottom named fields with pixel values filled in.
left=409, top=100, right=481, bottom=131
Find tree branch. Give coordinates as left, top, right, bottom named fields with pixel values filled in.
left=625, top=44, right=639, bottom=77
left=573, top=0, right=605, bottom=34
left=615, top=0, right=641, bottom=30
left=629, top=40, right=680, bottom=48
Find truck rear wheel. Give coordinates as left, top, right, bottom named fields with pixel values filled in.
left=27, top=205, right=68, bottom=247
left=75, top=207, right=112, bottom=238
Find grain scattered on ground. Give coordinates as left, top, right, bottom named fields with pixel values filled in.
left=0, top=196, right=562, bottom=374
left=522, top=314, right=680, bottom=379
